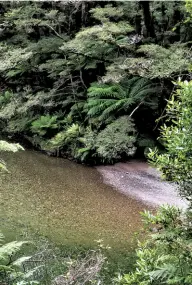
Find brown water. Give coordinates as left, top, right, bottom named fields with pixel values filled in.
left=0, top=151, right=148, bottom=250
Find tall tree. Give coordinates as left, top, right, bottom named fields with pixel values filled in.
left=140, top=1, right=156, bottom=38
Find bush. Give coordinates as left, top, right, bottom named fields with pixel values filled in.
left=95, top=116, right=136, bottom=163
left=116, top=206, right=192, bottom=285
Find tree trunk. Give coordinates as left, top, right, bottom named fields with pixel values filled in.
left=161, top=2, right=167, bottom=32
left=135, top=14, right=142, bottom=35
left=140, top=1, right=155, bottom=38
left=173, top=2, right=181, bottom=41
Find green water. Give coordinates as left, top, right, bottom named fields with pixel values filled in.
left=0, top=150, right=146, bottom=250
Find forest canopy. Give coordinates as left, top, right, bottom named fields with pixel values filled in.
left=0, top=1, right=192, bottom=164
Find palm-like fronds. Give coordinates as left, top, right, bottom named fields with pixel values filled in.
left=87, top=77, right=157, bottom=121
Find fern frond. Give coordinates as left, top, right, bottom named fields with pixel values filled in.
left=0, top=241, right=30, bottom=265
left=149, top=264, right=176, bottom=281
left=12, top=256, right=32, bottom=268
left=87, top=77, right=157, bottom=121
left=99, top=100, right=125, bottom=120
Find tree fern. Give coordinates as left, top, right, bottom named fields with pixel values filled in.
left=87, top=77, right=157, bottom=121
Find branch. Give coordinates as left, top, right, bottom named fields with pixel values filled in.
left=80, top=69, right=87, bottom=89
left=129, top=102, right=143, bottom=117
left=43, top=23, right=65, bottom=40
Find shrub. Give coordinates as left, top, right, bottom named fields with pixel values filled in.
left=95, top=116, right=136, bottom=163
left=116, top=206, right=192, bottom=285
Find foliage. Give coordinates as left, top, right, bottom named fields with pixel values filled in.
left=0, top=232, right=108, bottom=285
left=116, top=205, right=192, bottom=285
left=95, top=116, right=136, bottom=163
left=0, top=1, right=191, bottom=163
left=149, top=80, right=192, bottom=203
left=61, top=4, right=134, bottom=71
left=117, top=79, right=192, bottom=285
left=0, top=140, right=24, bottom=171
left=75, top=127, right=97, bottom=163
left=105, top=44, right=191, bottom=81
left=0, top=232, right=39, bottom=285
left=46, top=123, right=83, bottom=156
left=87, top=77, right=158, bottom=121
left=0, top=140, right=24, bottom=153
left=0, top=91, right=13, bottom=106
left=31, top=115, right=58, bottom=136
left=186, top=1, right=192, bottom=16
left=48, top=116, right=137, bottom=163
left=115, top=79, right=192, bottom=285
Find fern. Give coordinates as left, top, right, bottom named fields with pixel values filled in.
left=87, top=77, right=157, bottom=121
left=31, top=115, right=58, bottom=136
left=0, top=232, right=41, bottom=284
left=75, top=127, right=97, bottom=162
left=0, top=91, right=13, bottom=106
left=149, top=264, right=176, bottom=281
left=64, top=123, right=82, bottom=142
left=0, top=233, right=31, bottom=272
left=0, top=241, right=30, bottom=265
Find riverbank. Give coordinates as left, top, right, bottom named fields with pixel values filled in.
left=97, top=160, right=188, bottom=209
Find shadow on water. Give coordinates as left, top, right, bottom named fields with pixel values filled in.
left=0, top=151, right=148, bottom=251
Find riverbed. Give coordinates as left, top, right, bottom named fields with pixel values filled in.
left=0, top=151, right=146, bottom=251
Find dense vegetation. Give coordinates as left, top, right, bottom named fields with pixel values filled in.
left=2, top=79, right=192, bottom=283
left=1, top=1, right=192, bottom=285
left=0, top=1, right=192, bottom=163
left=116, top=80, right=192, bottom=285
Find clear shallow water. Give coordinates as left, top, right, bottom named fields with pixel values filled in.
left=97, top=161, right=187, bottom=209
left=0, top=151, right=147, bottom=250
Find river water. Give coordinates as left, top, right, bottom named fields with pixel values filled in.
left=0, top=151, right=147, bottom=251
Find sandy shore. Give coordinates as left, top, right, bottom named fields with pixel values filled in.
left=97, top=160, right=188, bottom=209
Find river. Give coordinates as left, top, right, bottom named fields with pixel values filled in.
left=0, top=150, right=147, bottom=251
